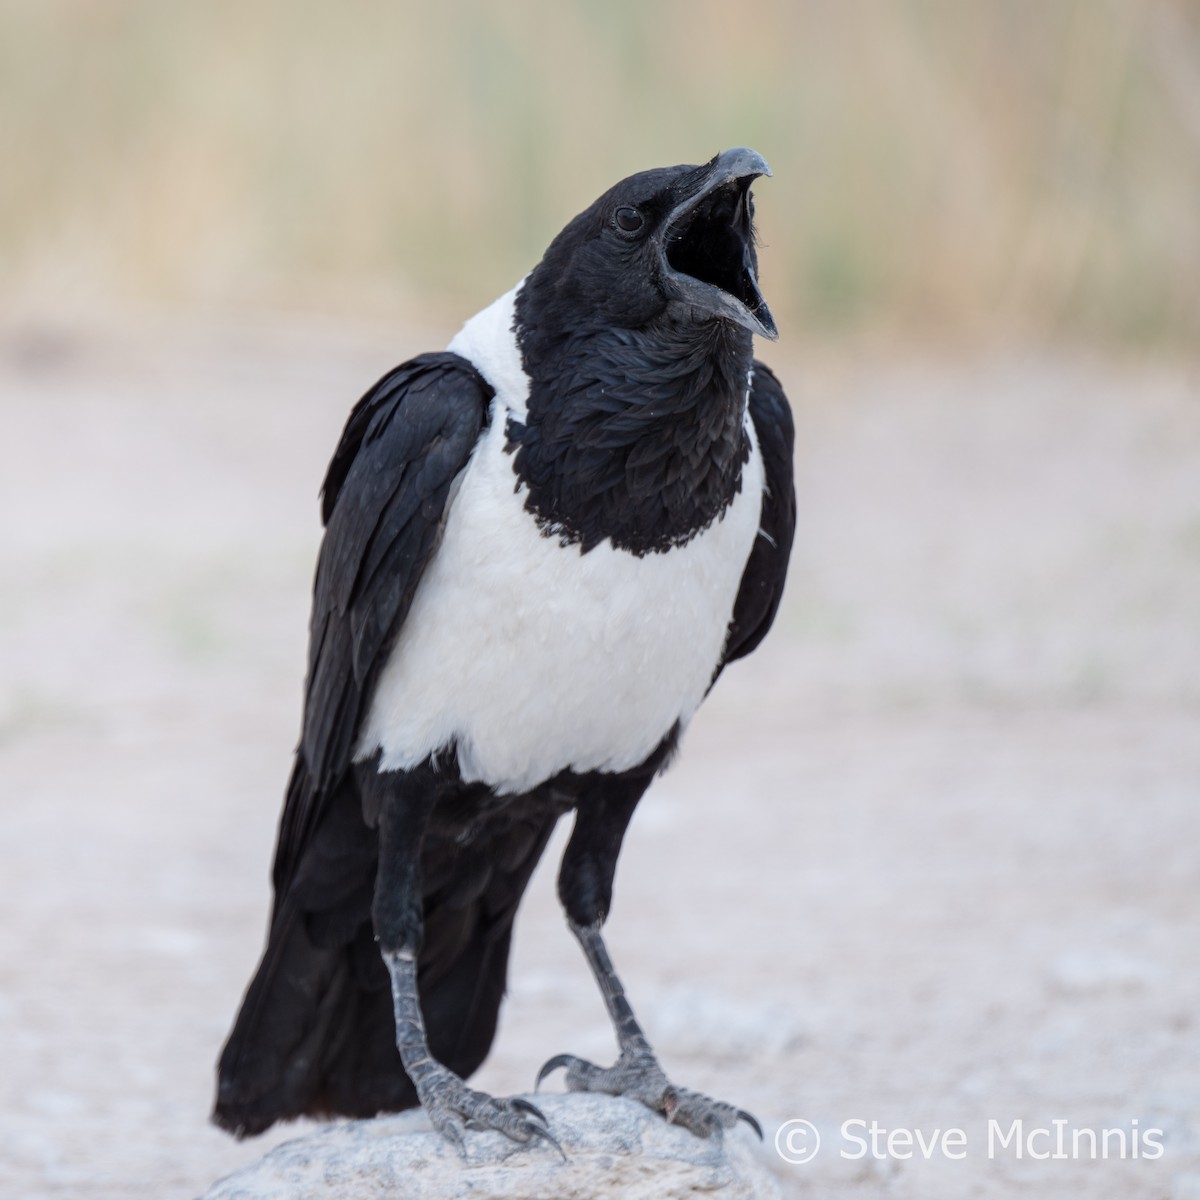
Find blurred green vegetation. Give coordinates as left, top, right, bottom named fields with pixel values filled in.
left=2, top=0, right=1198, bottom=346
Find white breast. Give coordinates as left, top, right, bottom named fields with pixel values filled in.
left=353, top=291, right=765, bottom=794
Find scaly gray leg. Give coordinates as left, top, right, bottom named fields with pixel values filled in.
left=366, top=763, right=559, bottom=1155
left=541, top=754, right=759, bottom=1141
left=537, top=920, right=762, bottom=1142
left=382, top=948, right=557, bottom=1154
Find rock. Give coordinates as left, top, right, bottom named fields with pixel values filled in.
left=200, top=1093, right=782, bottom=1200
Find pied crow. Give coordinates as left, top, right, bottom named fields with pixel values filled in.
left=214, top=147, right=796, bottom=1151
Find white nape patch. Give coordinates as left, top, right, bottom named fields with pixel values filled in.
left=446, top=281, right=530, bottom=419
left=354, top=400, right=765, bottom=795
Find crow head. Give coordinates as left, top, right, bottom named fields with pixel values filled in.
left=522, top=147, right=776, bottom=343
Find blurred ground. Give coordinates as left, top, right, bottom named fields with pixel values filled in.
left=0, top=319, right=1197, bottom=1199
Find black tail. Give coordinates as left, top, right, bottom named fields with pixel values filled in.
left=213, top=768, right=559, bottom=1137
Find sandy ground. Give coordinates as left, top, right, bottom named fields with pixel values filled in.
left=1, top=318, right=1198, bottom=1199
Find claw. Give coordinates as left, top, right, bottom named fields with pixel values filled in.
left=526, top=1121, right=568, bottom=1161
left=510, top=1097, right=548, bottom=1126
left=433, top=1114, right=467, bottom=1158
left=737, top=1109, right=764, bottom=1140
left=536, top=1053, right=577, bottom=1089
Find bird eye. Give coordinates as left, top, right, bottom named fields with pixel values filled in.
left=614, top=207, right=644, bottom=233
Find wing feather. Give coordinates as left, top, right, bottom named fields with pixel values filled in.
left=271, top=353, right=493, bottom=895
left=722, top=360, right=796, bottom=668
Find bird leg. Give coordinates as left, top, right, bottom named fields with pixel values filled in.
left=539, top=783, right=761, bottom=1141
left=380, top=949, right=555, bottom=1153
left=538, top=921, right=760, bottom=1140
left=369, top=769, right=558, bottom=1154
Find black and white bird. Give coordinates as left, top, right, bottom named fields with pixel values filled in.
left=214, top=147, right=795, bottom=1150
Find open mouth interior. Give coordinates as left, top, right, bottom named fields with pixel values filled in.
left=664, top=179, right=765, bottom=316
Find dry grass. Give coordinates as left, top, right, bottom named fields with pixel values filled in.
left=2, top=0, right=1199, bottom=346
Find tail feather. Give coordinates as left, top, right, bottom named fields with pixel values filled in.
left=214, top=896, right=354, bottom=1135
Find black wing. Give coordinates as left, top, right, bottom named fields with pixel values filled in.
left=271, top=352, right=493, bottom=895
left=722, top=360, right=795, bottom=668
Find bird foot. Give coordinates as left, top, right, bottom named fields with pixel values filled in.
left=415, top=1064, right=562, bottom=1157
left=536, top=1051, right=761, bottom=1141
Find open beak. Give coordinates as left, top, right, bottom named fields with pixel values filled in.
left=657, top=147, right=778, bottom=341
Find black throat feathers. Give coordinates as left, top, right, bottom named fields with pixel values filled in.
left=507, top=297, right=753, bottom=557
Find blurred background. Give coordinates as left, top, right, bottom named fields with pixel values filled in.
left=2, top=4, right=1199, bottom=1199
left=3, top=0, right=1199, bottom=344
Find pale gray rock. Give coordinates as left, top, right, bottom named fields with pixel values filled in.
left=200, top=1094, right=781, bottom=1199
